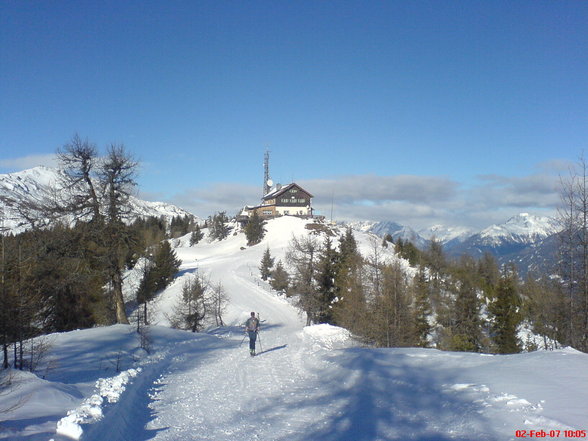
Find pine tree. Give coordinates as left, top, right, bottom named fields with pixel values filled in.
left=259, top=247, right=274, bottom=281
left=314, top=236, right=338, bottom=323
left=173, top=275, right=207, bottom=332
left=412, top=268, right=432, bottom=347
left=450, top=256, right=483, bottom=352
left=245, top=212, right=266, bottom=246
left=489, top=266, right=522, bottom=354
left=332, top=229, right=367, bottom=335
left=189, top=225, right=204, bottom=246
left=136, top=259, right=156, bottom=326
left=151, top=241, right=181, bottom=292
left=208, top=212, right=230, bottom=241
left=270, top=261, right=289, bottom=293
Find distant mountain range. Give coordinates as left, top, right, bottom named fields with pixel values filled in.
left=0, top=166, right=197, bottom=233
left=352, top=213, right=561, bottom=275
left=1, top=166, right=561, bottom=274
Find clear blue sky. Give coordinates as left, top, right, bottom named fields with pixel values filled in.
left=1, top=1, right=587, bottom=229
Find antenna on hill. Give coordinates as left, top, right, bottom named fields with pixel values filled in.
left=263, top=149, right=272, bottom=197
left=330, top=190, right=334, bottom=224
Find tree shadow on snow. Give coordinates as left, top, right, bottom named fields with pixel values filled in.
left=234, top=348, right=501, bottom=441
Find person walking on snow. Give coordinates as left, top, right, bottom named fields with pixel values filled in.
left=244, top=312, right=260, bottom=356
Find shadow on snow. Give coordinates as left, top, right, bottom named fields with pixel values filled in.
left=231, top=347, right=500, bottom=441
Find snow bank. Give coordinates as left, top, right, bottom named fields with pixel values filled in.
left=54, top=367, right=142, bottom=440
left=299, top=324, right=352, bottom=350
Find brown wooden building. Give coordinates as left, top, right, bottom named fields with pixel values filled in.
left=240, top=183, right=314, bottom=220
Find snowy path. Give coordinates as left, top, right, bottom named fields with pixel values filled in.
left=74, top=327, right=586, bottom=441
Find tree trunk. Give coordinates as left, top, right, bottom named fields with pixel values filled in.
left=112, top=267, right=129, bottom=324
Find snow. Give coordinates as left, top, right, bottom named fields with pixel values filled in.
left=479, top=213, right=559, bottom=244
left=0, top=166, right=197, bottom=234
left=1, top=217, right=587, bottom=441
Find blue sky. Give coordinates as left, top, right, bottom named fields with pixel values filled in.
left=1, top=1, right=587, bottom=229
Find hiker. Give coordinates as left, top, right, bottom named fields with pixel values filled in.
left=244, top=312, right=260, bottom=356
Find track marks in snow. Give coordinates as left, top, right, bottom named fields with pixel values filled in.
left=441, top=382, right=574, bottom=435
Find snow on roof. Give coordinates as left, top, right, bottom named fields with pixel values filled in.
left=263, top=182, right=314, bottom=200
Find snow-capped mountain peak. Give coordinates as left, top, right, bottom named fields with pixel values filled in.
left=0, top=166, right=198, bottom=232
left=479, top=213, right=558, bottom=245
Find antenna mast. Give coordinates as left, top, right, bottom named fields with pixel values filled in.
left=263, top=150, right=272, bottom=197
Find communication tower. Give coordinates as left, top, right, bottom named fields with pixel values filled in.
left=263, top=150, right=272, bottom=197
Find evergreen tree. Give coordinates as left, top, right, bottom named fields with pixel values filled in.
left=170, top=215, right=195, bottom=238
left=394, top=238, right=421, bottom=266
left=449, top=256, right=483, bottom=352
left=314, top=236, right=338, bottom=324
left=151, top=241, right=181, bottom=292
left=477, top=252, right=500, bottom=298
left=208, top=212, right=230, bottom=241
left=259, top=247, right=274, bottom=281
left=189, top=224, right=204, bottom=246
left=270, top=261, right=289, bottom=293
left=489, top=266, right=522, bottom=353
left=172, top=275, right=207, bottom=332
left=412, top=268, right=432, bottom=347
left=136, top=259, right=156, bottom=326
left=333, top=229, right=367, bottom=335
left=244, top=212, right=266, bottom=246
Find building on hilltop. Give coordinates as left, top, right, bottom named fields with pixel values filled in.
left=239, top=182, right=314, bottom=222
left=237, top=151, right=315, bottom=224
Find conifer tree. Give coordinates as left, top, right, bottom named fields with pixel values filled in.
left=394, top=238, right=421, bottom=266
left=333, top=228, right=367, bottom=335
left=244, top=212, right=266, bottom=246
left=489, top=266, right=522, bottom=354
left=477, top=252, right=500, bottom=298
left=259, top=247, right=274, bottom=281
left=189, top=225, right=204, bottom=246
left=136, top=259, right=156, bottom=326
left=172, top=275, right=207, bottom=332
left=449, top=256, right=483, bottom=352
left=314, top=236, right=338, bottom=324
left=270, top=261, right=289, bottom=293
left=208, top=212, right=230, bottom=241
left=412, top=268, right=432, bottom=347
left=151, top=241, right=181, bottom=292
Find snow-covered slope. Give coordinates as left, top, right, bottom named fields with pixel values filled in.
left=419, top=224, right=475, bottom=243
left=0, top=166, right=197, bottom=232
left=1, top=217, right=586, bottom=441
left=351, top=220, right=429, bottom=248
